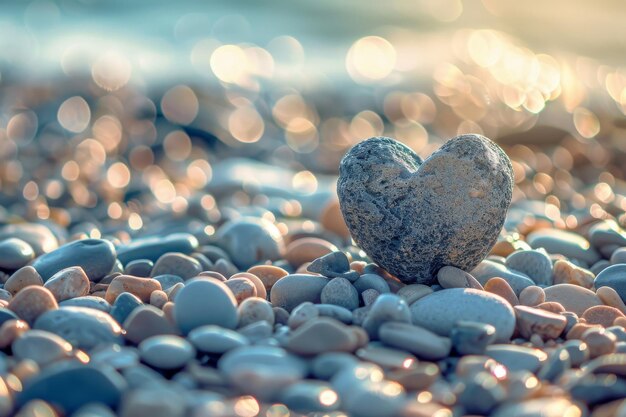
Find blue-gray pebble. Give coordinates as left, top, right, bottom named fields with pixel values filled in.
left=505, top=248, right=553, bottom=286
left=595, top=264, right=626, bottom=303
left=338, top=135, right=513, bottom=284
left=116, top=233, right=198, bottom=265
left=0, top=238, right=34, bottom=270
left=31, top=239, right=116, bottom=282
left=174, top=278, right=238, bottom=334
left=110, top=292, right=143, bottom=325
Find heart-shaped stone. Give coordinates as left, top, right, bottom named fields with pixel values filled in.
left=338, top=134, right=513, bottom=285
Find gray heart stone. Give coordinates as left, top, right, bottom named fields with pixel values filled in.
left=338, top=134, right=513, bottom=284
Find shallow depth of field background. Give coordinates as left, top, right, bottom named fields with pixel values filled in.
left=1, top=0, right=626, bottom=232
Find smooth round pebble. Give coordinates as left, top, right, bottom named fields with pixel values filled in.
left=411, top=288, right=516, bottom=342
left=216, top=218, right=285, bottom=269
left=396, top=284, right=433, bottom=305
left=582, top=305, right=626, bottom=328
left=544, top=284, right=602, bottom=316
left=286, top=317, right=357, bottom=355
left=353, top=273, right=390, bottom=294
left=116, top=233, right=198, bottom=264
left=110, top=292, right=143, bottom=325
left=138, top=335, right=195, bottom=370
left=8, top=286, right=58, bottom=325
left=505, top=248, right=553, bottom=286
left=230, top=272, right=267, bottom=299
left=519, top=285, right=545, bottom=307
left=316, top=304, right=353, bottom=324
left=150, top=252, right=202, bottom=280
left=123, top=305, right=177, bottom=344
left=362, top=294, right=411, bottom=338
left=485, top=344, right=548, bottom=373
left=285, top=237, right=337, bottom=268
left=270, top=274, right=329, bottom=311
left=238, top=297, right=274, bottom=327
left=484, top=277, right=519, bottom=306
left=450, top=321, right=496, bottom=355
left=280, top=381, right=339, bottom=412
left=0, top=223, right=58, bottom=255
left=123, top=259, right=154, bottom=277
left=514, top=305, right=567, bottom=339
left=437, top=266, right=484, bottom=290
left=4, top=266, right=43, bottom=295
left=12, top=329, right=72, bottom=366
left=60, top=296, right=111, bottom=312
left=552, top=259, right=595, bottom=288
left=379, top=321, right=451, bottom=360
left=527, top=229, right=600, bottom=265
left=174, top=278, right=238, bottom=334
left=595, top=264, right=626, bottom=303
left=224, top=277, right=257, bottom=303
left=0, top=238, right=34, bottom=270
left=471, top=260, right=534, bottom=295
left=247, top=265, right=288, bottom=292
left=288, top=301, right=319, bottom=329
left=152, top=274, right=184, bottom=291
left=187, top=325, right=249, bottom=353
left=596, top=285, right=626, bottom=314
left=105, top=275, right=162, bottom=304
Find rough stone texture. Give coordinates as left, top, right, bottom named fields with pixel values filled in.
left=338, top=135, right=513, bottom=284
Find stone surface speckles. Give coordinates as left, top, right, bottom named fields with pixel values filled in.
left=338, top=135, right=513, bottom=284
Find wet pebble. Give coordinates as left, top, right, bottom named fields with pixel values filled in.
left=0, top=238, right=34, bottom=270
left=31, top=239, right=116, bottom=282
left=174, top=278, right=238, bottom=334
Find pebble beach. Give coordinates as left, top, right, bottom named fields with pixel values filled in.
left=3, top=1, right=626, bottom=417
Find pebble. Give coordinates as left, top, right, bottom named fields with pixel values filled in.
left=484, top=277, right=519, bottom=306
left=471, top=260, right=534, bottom=295
left=150, top=253, right=202, bottom=280
left=16, top=363, right=126, bottom=414
left=544, top=284, right=602, bottom=315
left=280, top=381, right=340, bottom=412
left=174, top=278, right=238, bottom=334
left=152, top=274, right=184, bottom=291
left=187, top=325, right=249, bottom=354
left=34, top=306, right=123, bottom=350
left=4, top=266, right=43, bottom=295
left=552, top=259, right=595, bottom=288
left=527, top=228, right=601, bottom=265
left=320, top=277, right=359, bottom=310
left=340, top=379, right=406, bottom=417
left=123, top=259, right=153, bottom=277
left=395, top=284, right=432, bottom=305
left=123, top=305, right=177, bottom=344
left=8, top=286, right=58, bottom=325
left=110, top=292, right=143, bottom=325
left=356, top=344, right=417, bottom=369
left=597, top=285, right=626, bottom=314
left=361, top=288, right=379, bottom=306
left=230, top=272, right=267, bottom=299
left=595, top=264, right=626, bottom=303
left=0, top=309, right=19, bottom=327
left=216, top=217, right=285, bottom=269
left=505, top=248, right=553, bottom=286
left=437, top=266, right=484, bottom=290
left=286, top=317, right=357, bottom=355
left=362, top=294, right=411, bottom=338
left=338, top=135, right=513, bottom=284
left=288, top=301, right=319, bottom=329
left=0, top=223, right=58, bottom=256
left=591, top=259, right=612, bottom=275
left=536, top=301, right=566, bottom=314
left=379, top=321, right=451, bottom=360
left=218, top=346, right=307, bottom=399
left=238, top=320, right=273, bottom=341
left=0, top=238, right=34, bottom=270
left=60, top=296, right=111, bottom=312
left=238, top=297, right=275, bottom=327
left=307, top=251, right=355, bottom=279
left=485, top=344, right=548, bottom=373
left=270, top=274, right=329, bottom=311
left=450, top=321, right=496, bottom=355
left=582, top=305, right=626, bottom=327
left=31, top=239, right=117, bottom=282
left=12, top=329, right=73, bottom=366
left=457, top=372, right=505, bottom=415
left=411, top=288, right=516, bottom=342
left=353, top=273, right=390, bottom=294
left=519, top=285, right=546, bottom=306
left=43, top=266, right=90, bottom=302
left=224, top=277, right=257, bottom=303
left=562, top=339, right=590, bottom=367
left=311, top=352, right=359, bottom=380
left=105, top=275, right=162, bottom=304
left=138, top=335, right=195, bottom=370
left=316, top=304, right=353, bottom=324
left=589, top=220, right=626, bottom=248
left=611, top=248, right=626, bottom=264
left=149, top=290, right=168, bottom=309
left=120, top=388, right=185, bottom=417
left=246, top=265, right=288, bottom=292
left=582, top=329, right=616, bottom=358
left=320, top=198, right=351, bottom=239
left=285, top=237, right=337, bottom=268
left=514, top=305, right=567, bottom=339
left=116, top=233, right=198, bottom=264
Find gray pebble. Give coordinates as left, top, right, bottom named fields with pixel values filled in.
left=362, top=294, right=411, bottom=338
left=338, top=135, right=513, bottom=284
left=361, top=289, right=380, bottom=306
left=450, top=321, right=496, bottom=355
left=60, top=296, right=111, bottom=312
left=174, top=278, right=238, bottom=334
left=589, top=220, right=626, bottom=248
left=0, top=238, right=34, bottom=270
left=270, top=274, right=329, bottom=311
left=216, top=217, right=285, bottom=269
left=272, top=306, right=290, bottom=325
left=307, top=251, right=356, bottom=281
left=34, top=306, right=124, bottom=350
left=353, top=273, right=390, bottom=294
left=379, top=321, right=451, bottom=360
left=238, top=297, right=275, bottom=327
left=595, top=264, right=626, bottom=302
left=590, top=260, right=611, bottom=275
left=485, top=344, right=547, bottom=373
left=410, top=288, right=516, bottom=342
left=537, top=347, right=570, bottom=382
left=237, top=320, right=273, bottom=342
left=152, top=274, right=184, bottom=291
left=110, top=292, right=143, bottom=325
left=527, top=229, right=600, bottom=265
left=188, top=325, right=249, bottom=354
left=505, top=248, right=553, bottom=286
left=611, top=248, right=626, bottom=264
left=151, top=252, right=201, bottom=280
left=12, top=329, right=72, bottom=366
left=0, top=223, right=58, bottom=256
left=311, top=352, right=360, bottom=380
left=116, top=233, right=198, bottom=264
left=321, top=277, right=359, bottom=310
left=139, top=335, right=195, bottom=370
left=124, top=259, right=153, bottom=277
left=316, top=304, right=353, bottom=324
left=288, top=301, right=319, bottom=329
left=471, top=260, right=535, bottom=295
left=280, top=381, right=339, bottom=412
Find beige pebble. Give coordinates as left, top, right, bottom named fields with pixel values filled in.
left=12, top=359, right=39, bottom=383
left=515, top=305, right=567, bottom=340
left=230, top=272, right=267, bottom=299
left=284, top=237, right=337, bottom=268
left=247, top=265, right=288, bottom=291
left=582, top=328, right=616, bottom=358
left=544, top=284, right=602, bottom=315
left=8, top=286, right=58, bottom=325
left=91, top=290, right=107, bottom=299
left=224, top=277, right=257, bottom=303
left=320, top=198, right=351, bottom=239
left=123, top=305, right=178, bottom=344
left=0, top=300, right=7, bottom=308
left=396, top=284, right=433, bottom=305
left=150, top=290, right=169, bottom=309
left=484, top=277, right=518, bottom=306
left=437, top=266, right=484, bottom=290
left=566, top=323, right=603, bottom=340
left=582, top=305, right=626, bottom=328
left=596, top=286, right=626, bottom=314
left=4, top=266, right=43, bottom=295
left=162, top=301, right=176, bottom=325
left=43, top=266, right=90, bottom=302
left=105, top=275, right=162, bottom=304
left=552, top=259, right=594, bottom=289
left=0, top=319, right=30, bottom=349
left=519, top=286, right=546, bottom=307
left=615, top=316, right=626, bottom=327
left=536, top=302, right=565, bottom=314
left=350, top=261, right=367, bottom=275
